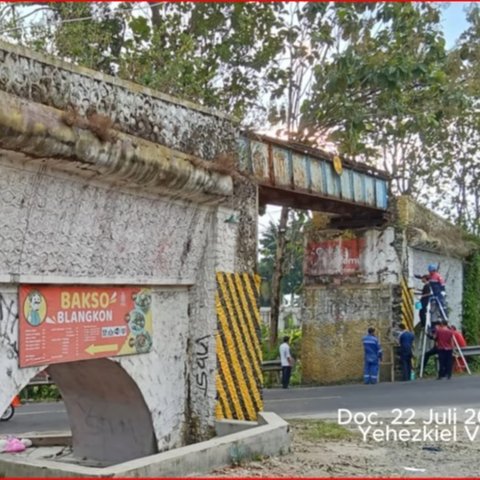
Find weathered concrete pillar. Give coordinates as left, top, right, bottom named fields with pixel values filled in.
left=302, top=284, right=394, bottom=383
left=302, top=227, right=400, bottom=384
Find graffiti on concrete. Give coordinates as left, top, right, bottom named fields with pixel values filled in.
left=306, top=285, right=392, bottom=324
left=0, top=293, right=18, bottom=359
left=194, top=335, right=210, bottom=397
left=82, top=403, right=137, bottom=437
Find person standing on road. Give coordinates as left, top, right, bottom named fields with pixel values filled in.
left=279, top=336, right=293, bottom=389
left=397, top=323, right=415, bottom=381
left=362, top=327, right=383, bottom=385
left=435, top=320, right=454, bottom=379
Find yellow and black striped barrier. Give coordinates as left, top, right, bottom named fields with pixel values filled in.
left=401, top=276, right=415, bottom=332
left=215, top=272, right=263, bottom=421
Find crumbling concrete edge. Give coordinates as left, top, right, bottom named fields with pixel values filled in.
left=0, top=91, right=233, bottom=201
left=0, top=412, right=290, bottom=478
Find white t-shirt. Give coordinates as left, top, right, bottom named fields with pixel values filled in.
left=279, top=342, right=292, bottom=367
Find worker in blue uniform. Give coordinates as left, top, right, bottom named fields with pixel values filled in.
left=362, top=327, right=383, bottom=384
left=398, top=323, right=415, bottom=381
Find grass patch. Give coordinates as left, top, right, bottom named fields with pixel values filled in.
left=291, top=419, right=355, bottom=442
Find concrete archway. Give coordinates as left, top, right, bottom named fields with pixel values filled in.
left=47, top=358, right=157, bottom=465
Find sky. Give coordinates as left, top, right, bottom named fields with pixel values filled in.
left=441, top=2, right=470, bottom=48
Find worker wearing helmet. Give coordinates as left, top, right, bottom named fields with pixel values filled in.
left=426, top=263, right=447, bottom=320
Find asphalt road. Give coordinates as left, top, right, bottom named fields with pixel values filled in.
left=0, top=401, right=68, bottom=435
left=1, top=375, right=479, bottom=434
left=264, top=374, right=480, bottom=418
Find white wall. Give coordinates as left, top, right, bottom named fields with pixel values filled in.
left=0, top=154, right=212, bottom=284
left=408, top=248, right=463, bottom=327
left=361, top=228, right=401, bottom=285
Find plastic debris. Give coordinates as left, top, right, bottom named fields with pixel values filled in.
left=0, top=436, right=32, bottom=453
left=403, top=467, right=427, bottom=472
left=422, top=446, right=442, bottom=452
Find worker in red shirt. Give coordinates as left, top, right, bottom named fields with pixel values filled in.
left=434, top=320, right=454, bottom=379
left=427, top=264, right=447, bottom=320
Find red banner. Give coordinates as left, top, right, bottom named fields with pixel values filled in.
left=19, top=285, right=153, bottom=367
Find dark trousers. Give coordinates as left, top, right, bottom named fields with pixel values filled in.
left=281, top=366, right=292, bottom=389
left=423, top=346, right=438, bottom=370
left=400, top=353, right=412, bottom=381
left=438, top=349, right=453, bottom=379
left=419, top=308, right=427, bottom=328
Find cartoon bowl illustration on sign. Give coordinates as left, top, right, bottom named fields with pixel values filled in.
left=127, top=310, right=146, bottom=335
left=134, top=332, right=152, bottom=353
left=133, top=291, right=151, bottom=314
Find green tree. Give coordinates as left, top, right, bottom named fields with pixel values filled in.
left=425, top=5, right=480, bottom=234
left=258, top=210, right=308, bottom=307
left=301, top=3, right=452, bottom=195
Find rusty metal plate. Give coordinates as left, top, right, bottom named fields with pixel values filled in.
left=291, top=153, right=309, bottom=190
left=250, top=140, right=269, bottom=182
left=271, top=146, right=290, bottom=188
left=242, top=134, right=389, bottom=213
left=309, top=159, right=325, bottom=194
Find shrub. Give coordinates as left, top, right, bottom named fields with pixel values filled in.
left=463, top=252, right=480, bottom=345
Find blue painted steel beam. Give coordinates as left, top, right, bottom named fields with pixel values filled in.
left=238, top=135, right=389, bottom=212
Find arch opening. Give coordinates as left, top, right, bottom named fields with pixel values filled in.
left=47, top=358, right=157, bottom=465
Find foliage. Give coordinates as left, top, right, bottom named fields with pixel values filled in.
left=258, top=209, right=308, bottom=307
left=420, top=357, right=438, bottom=378
left=463, top=252, right=480, bottom=345
left=1, top=3, right=478, bottom=233
left=20, top=384, right=61, bottom=402
left=302, top=4, right=452, bottom=190
left=291, top=419, right=355, bottom=442
left=424, top=5, right=480, bottom=235
left=466, top=357, right=480, bottom=374
left=261, top=323, right=302, bottom=361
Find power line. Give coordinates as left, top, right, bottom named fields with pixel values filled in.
left=0, top=3, right=163, bottom=36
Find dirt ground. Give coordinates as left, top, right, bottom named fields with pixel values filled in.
left=208, top=417, right=480, bottom=478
